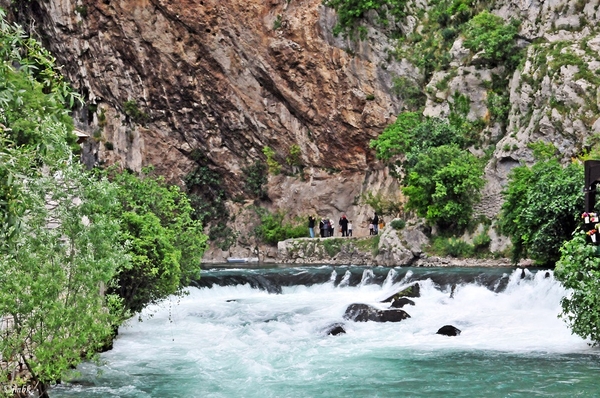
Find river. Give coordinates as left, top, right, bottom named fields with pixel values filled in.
left=50, top=265, right=600, bottom=397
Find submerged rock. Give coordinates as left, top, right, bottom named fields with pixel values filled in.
left=436, top=325, right=461, bottom=336
left=381, top=283, right=421, bottom=303
left=389, top=297, right=415, bottom=308
left=344, top=303, right=410, bottom=323
left=324, top=323, right=346, bottom=336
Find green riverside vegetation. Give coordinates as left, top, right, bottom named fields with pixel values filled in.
left=0, top=10, right=207, bottom=397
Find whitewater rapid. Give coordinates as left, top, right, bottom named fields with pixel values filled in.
left=50, top=267, right=600, bottom=398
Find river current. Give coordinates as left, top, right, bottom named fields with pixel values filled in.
left=50, top=266, right=600, bottom=397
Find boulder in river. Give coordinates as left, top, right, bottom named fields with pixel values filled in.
left=381, top=283, right=421, bottom=303
left=324, top=323, right=346, bottom=336
left=436, top=325, right=461, bottom=336
left=390, top=297, right=415, bottom=308
left=344, top=303, right=411, bottom=323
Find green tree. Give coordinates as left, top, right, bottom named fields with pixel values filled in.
left=498, top=144, right=583, bottom=265
left=554, top=231, right=600, bottom=345
left=0, top=160, right=128, bottom=397
left=402, top=144, right=484, bottom=230
left=0, top=10, right=208, bottom=395
left=463, top=11, right=521, bottom=67
left=107, top=167, right=208, bottom=313
left=370, top=113, right=465, bottom=167
left=369, top=112, right=421, bottom=162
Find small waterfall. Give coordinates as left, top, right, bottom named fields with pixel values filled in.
left=358, top=268, right=375, bottom=287
left=329, top=269, right=337, bottom=285
left=338, top=270, right=352, bottom=287
left=382, top=268, right=397, bottom=289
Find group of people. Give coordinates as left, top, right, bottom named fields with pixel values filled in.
left=368, top=212, right=382, bottom=235
left=308, top=215, right=353, bottom=238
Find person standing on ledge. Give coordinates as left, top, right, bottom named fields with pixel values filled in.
left=373, top=212, right=379, bottom=235
left=348, top=220, right=353, bottom=236
left=339, top=214, right=349, bottom=237
left=308, top=215, right=315, bottom=238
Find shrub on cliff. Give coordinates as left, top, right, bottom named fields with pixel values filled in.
left=371, top=113, right=484, bottom=231
left=402, top=144, right=484, bottom=231
left=498, top=142, right=583, bottom=266
left=254, top=208, right=307, bottom=245
left=463, top=11, right=521, bottom=67
left=322, top=0, right=408, bottom=39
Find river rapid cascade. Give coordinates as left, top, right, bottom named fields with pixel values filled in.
left=51, top=266, right=600, bottom=397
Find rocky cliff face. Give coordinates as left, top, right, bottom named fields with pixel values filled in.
left=6, top=0, right=600, bottom=262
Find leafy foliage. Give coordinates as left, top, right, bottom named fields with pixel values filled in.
left=554, top=231, right=600, bottom=345
left=390, top=219, right=406, bottom=230
left=184, top=161, right=234, bottom=250
left=402, top=144, right=484, bottom=230
left=463, top=11, right=521, bottom=67
left=243, top=159, right=268, bottom=199
left=371, top=111, right=482, bottom=231
left=253, top=208, right=307, bottom=245
left=286, top=144, right=302, bottom=167
left=0, top=12, right=125, bottom=393
left=430, top=236, right=475, bottom=258
left=370, top=113, right=465, bottom=165
left=360, top=191, right=403, bottom=217
left=369, top=112, right=421, bottom=162
left=263, top=146, right=281, bottom=175
left=391, top=76, right=426, bottom=111
left=0, top=12, right=207, bottom=393
left=123, top=99, right=149, bottom=125
left=0, top=161, right=128, bottom=394
left=498, top=146, right=583, bottom=265
left=107, top=167, right=208, bottom=313
left=322, top=0, right=408, bottom=39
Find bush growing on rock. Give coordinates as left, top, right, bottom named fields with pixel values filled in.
left=253, top=208, right=307, bottom=245
left=390, top=219, right=406, bottom=230
left=498, top=142, right=583, bottom=266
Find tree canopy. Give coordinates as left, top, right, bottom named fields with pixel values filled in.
left=107, top=167, right=207, bottom=314
left=498, top=143, right=583, bottom=265
left=370, top=113, right=483, bottom=231
left=555, top=231, right=600, bottom=345
left=0, top=10, right=207, bottom=396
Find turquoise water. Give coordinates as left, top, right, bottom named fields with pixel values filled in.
left=50, top=267, right=600, bottom=397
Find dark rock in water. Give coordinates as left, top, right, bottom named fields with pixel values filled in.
left=324, top=323, right=346, bottom=336
left=344, top=303, right=410, bottom=323
left=545, top=272, right=550, bottom=278
left=390, top=297, right=415, bottom=308
left=381, top=283, right=421, bottom=303
left=436, top=325, right=461, bottom=336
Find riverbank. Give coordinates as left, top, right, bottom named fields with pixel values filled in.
left=272, top=222, right=521, bottom=267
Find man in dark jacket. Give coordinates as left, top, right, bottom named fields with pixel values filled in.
left=373, top=212, right=379, bottom=235
left=339, top=215, right=349, bottom=237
